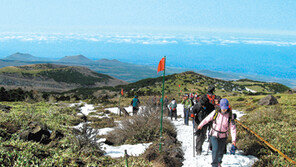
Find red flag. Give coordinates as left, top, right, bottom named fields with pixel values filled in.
left=121, top=89, right=123, bottom=96
left=157, top=57, right=165, bottom=74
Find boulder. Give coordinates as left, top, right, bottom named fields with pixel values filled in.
left=0, top=104, right=12, bottom=113
left=258, top=95, right=278, bottom=105
left=20, top=122, right=51, bottom=144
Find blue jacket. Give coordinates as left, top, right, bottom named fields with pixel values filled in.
left=131, top=98, right=140, bottom=107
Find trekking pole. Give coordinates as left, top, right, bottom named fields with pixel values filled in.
left=124, top=149, right=129, bottom=167
left=192, top=114, right=195, bottom=157
left=206, top=128, right=210, bottom=155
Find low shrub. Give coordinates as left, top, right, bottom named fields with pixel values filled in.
left=105, top=107, right=176, bottom=145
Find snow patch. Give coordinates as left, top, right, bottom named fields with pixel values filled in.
left=245, top=87, right=257, bottom=93
left=105, top=106, right=146, bottom=115
left=173, top=104, right=258, bottom=167
left=98, top=127, right=114, bottom=136
left=101, top=142, right=152, bottom=158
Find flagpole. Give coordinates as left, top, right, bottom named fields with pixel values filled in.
left=159, top=56, right=166, bottom=152
left=118, top=93, right=121, bottom=116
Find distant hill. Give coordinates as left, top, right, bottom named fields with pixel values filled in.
left=0, top=53, right=295, bottom=87
left=58, top=55, right=93, bottom=64
left=0, top=64, right=127, bottom=92
left=69, top=71, right=290, bottom=98
left=4, top=52, right=49, bottom=61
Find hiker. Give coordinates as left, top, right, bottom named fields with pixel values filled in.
left=208, top=95, right=222, bottom=152
left=150, top=95, right=157, bottom=107
left=214, top=96, right=222, bottom=107
left=131, top=95, right=140, bottom=115
left=192, top=95, right=212, bottom=155
left=164, top=96, right=169, bottom=116
left=168, top=98, right=177, bottom=120
left=206, top=85, right=216, bottom=112
left=181, top=94, right=192, bottom=125
left=197, top=98, right=236, bottom=167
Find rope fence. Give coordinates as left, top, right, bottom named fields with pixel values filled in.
left=235, top=119, right=296, bottom=165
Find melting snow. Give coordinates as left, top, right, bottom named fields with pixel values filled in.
left=174, top=104, right=258, bottom=167
left=71, top=102, right=257, bottom=165
left=245, top=87, right=257, bottom=93
left=105, top=106, right=145, bottom=115
left=101, top=142, right=152, bottom=158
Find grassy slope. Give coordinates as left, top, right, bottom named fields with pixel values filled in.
left=0, top=64, right=112, bottom=86
left=69, top=71, right=289, bottom=101
left=227, top=94, right=296, bottom=166
left=0, top=101, right=154, bottom=166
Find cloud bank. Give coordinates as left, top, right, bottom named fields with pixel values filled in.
left=0, top=33, right=296, bottom=46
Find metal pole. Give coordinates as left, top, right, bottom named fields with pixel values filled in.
left=193, top=116, right=195, bottom=157
left=118, top=94, right=121, bottom=116
left=124, top=149, right=129, bottom=167
left=159, top=56, right=166, bottom=152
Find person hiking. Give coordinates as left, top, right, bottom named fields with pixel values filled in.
left=131, top=95, right=140, bottom=115
left=181, top=94, right=192, bottom=125
left=208, top=95, right=222, bottom=152
left=192, top=95, right=212, bottom=155
left=164, top=96, right=169, bottom=116
left=214, top=96, right=222, bottom=107
left=207, top=85, right=216, bottom=112
left=168, top=98, right=177, bottom=120
left=197, top=98, right=236, bottom=167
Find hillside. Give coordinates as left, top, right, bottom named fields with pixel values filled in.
left=58, top=55, right=93, bottom=64
left=4, top=52, right=49, bottom=61
left=1, top=53, right=295, bottom=87
left=69, top=71, right=290, bottom=98
left=0, top=64, right=127, bottom=92
left=0, top=53, right=171, bottom=82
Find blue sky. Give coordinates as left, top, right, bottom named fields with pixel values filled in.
left=1, top=0, right=296, bottom=35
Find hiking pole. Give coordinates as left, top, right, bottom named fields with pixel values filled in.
left=206, top=128, right=210, bottom=155
left=124, top=149, right=129, bottom=167
left=192, top=114, right=195, bottom=157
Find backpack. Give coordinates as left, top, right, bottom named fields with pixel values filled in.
left=207, top=94, right=216, bottom=105
left=213, top=106, right=233, bottom=125
left=170, top=102, right=177, bottom=111
left=131, top=98, right=139, bottom=107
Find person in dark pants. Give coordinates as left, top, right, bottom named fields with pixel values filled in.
left=181, top=95, right=192, bottom=125
left=197, top=98, right=237, bottom=167
left=192, top=95, right=212, bottom=155
left=164, top=96, right=169, bottom=116
left=168, top=98, right=177, bottom=120
left=131, top=95, right=140, bottom=115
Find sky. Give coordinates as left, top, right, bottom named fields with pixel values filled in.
left=1, top=0, right=296, bottom=35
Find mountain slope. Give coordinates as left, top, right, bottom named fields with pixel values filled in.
left=58, top=55, right=93, bottom=64
left=4, top=52, right=49, bottom=61
left=70, top=71, right=290, bottom=98
left=0, top=64, right=127, bottom=92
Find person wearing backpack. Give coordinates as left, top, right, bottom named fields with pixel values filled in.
left=207, top=85, right=216, bottom=112
left=192, top=95, right=213, bottom=155
left=181, top=94, right=193, bottom=125
left=197, top=98, right=236, bottom=167
left=164, top=96, right=169, bottom=116
left=168, top=98, right=177, bottom=120
left=131, top=95, right=140, bottom=115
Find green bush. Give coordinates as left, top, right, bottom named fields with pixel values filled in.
left=106, top=107, right=176, bottom=145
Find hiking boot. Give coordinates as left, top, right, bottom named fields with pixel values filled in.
left=196, top=150, right=202, bottom=155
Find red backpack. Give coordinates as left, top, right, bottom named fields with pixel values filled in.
left=207, top=94, right=216, bottom=105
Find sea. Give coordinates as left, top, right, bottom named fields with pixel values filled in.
left=0, top=33, right=295, bottom=87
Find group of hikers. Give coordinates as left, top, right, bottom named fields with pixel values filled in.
left=130, top=85, right=236, bottom=167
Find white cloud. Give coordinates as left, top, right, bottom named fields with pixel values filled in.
left=0, top=32, right=296, bottom=46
